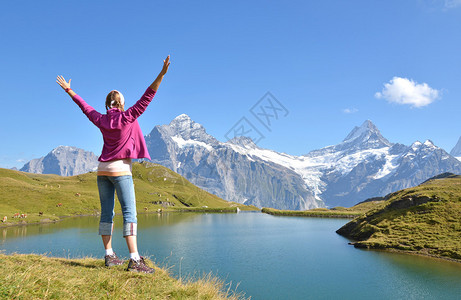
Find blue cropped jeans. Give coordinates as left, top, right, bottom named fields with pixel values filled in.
left=97, top=175, right=137, bottom=237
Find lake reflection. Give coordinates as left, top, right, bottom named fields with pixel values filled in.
left=1, top=212, right=461, bottom=300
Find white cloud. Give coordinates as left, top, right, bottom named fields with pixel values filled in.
left=445, top=0, right=461, bottom=8
left=375, top=77, right=440, bottom=108
left=342, top=108, right=358, bottom=114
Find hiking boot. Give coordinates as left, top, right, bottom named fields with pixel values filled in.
left=105, top=253, right=124, bottom=267
left=126, top=256, right=155, bottom=273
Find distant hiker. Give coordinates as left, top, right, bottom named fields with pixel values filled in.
left=56, top=55, right=170, bottom=273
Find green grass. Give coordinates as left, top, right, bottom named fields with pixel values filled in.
left=261, top=201, right=385, bottom=218
left=0, top=162, right=258, bottom=226
left=336, top=176, right=461, bottom=261
left=0, top=253, right=246, bottom=299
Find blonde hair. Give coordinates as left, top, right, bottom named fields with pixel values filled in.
left=105, top=90, right=125, bottom=111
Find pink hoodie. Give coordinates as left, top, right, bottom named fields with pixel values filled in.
left=72, top=87, right=157, bottom=162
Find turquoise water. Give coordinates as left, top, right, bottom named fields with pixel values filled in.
left=1, top=212, right=461, bottom=299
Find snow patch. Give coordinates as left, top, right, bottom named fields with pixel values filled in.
left=411, top=141, right=422, bottom=151
left=171, top=135, right=213, bottom=151
left=229, top=144, right=396, bottom=201
left=423, top=139, right=436, bottom=148
left=373, top=153, right=400, bottom=179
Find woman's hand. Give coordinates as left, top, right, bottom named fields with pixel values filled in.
left=56, top=75, right=72, bottom=91
left=160, top=55, right=170, bottom=76
left=150, top=55, right=170, bottom=91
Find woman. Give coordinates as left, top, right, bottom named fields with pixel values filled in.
left=56, top=55, right=170, bottom=273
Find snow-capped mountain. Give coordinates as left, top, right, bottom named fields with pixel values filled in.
left=145, top=115, right=461, bottom=209
left=318, top=138, right=461, bottom=207
left=20, top=146, right=99, bottom=176
left=450, top=137, right=461, bottom=161
left=145, top=114, right=322, bottom=210
left=19, top=115, right=461, bottom=210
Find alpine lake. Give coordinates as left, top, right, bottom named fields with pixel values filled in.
left=2, top=212, right=461, bottom=300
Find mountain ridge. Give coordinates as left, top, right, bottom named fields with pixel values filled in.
left=145, top=115, right=461, bottom=209
left=20, top=146, right=99, bottom=176
left=19, top=115, right=461, bottom=210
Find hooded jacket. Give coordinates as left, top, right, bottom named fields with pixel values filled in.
left=72, top=87, right=156, bottom=162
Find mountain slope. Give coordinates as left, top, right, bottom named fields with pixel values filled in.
left=336, top=175, right=461, bottom=261
left=0, top=162, right=255, bottom=226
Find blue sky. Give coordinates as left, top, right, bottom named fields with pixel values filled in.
left=1, top=0, right=460, bottom=169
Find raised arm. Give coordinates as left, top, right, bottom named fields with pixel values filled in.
left=149, top=55, right=170, bottom=92
left=123, top=55, right=171, bottom=122
left=56, top=75, right=101, bottom=126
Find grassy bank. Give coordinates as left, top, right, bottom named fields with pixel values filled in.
left=336, top=175, right=461, bottom=262
left=0, top=162, right=258, bottom=227
left=261, top=201, right=384, bottom=218
left=172, top=207, right=240, bottom=213
left=0, top=253, right=246, bottom=299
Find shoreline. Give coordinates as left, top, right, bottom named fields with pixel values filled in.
left=264, top=207, right=461, bottom=265
left=0, top=207, right=259, bottom=228
left=350, top=243, right=461, bottom=265
left=261, top=207, right=362, bottom=218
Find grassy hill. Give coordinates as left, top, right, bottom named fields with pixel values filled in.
left=336, top=175, right=461, bottom=261
left=261, top=200, right=385, bottom=218
left=0, top=162, right=257, bottom=226
left=0, top=253, right=246, bottom=299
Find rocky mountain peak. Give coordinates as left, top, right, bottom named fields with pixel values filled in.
left=168, top=114, right=218, bottom=144
left=424, top=139, right=435, bottom=147
left=169, top=114, right=195, bottom=130
left=334, top=120, right=392, bottom=151
left=226, top=136, right=258, bottom=149
left=306, top=120, right=392, bottom=156
left=343, top=120, right=383, bottom=142
left=171, top=113, right=192, bottom=123
left=51, top=145, right=79, bottom=155
left=410, top=140, right=436, bottom=152
left=411, top=140, right=422, bottom=149
left=20, top=146, right=98, bottom=176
